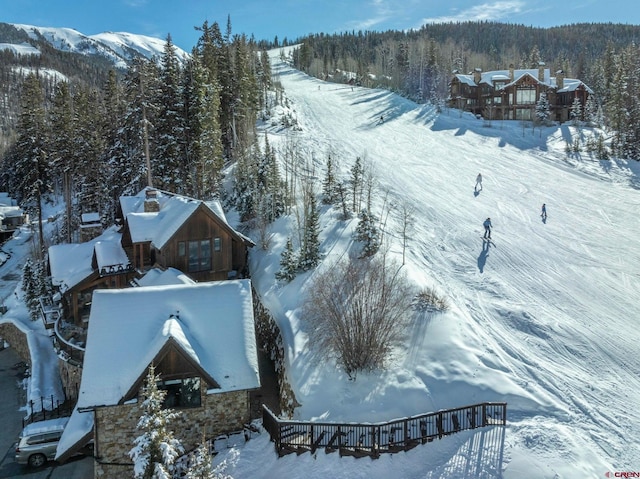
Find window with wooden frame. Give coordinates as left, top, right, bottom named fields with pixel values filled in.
left=213, top=237, right=222, bottom=252
left=188, top=239, right=211, bottom=272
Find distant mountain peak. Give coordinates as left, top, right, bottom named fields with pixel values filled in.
left=4, top=23, right=189, bottom=69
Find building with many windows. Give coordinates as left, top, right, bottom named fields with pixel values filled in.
left=448, top=63, right=594, bottom=123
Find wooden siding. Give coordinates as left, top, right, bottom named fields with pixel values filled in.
left=155, top=206, right=236, bottom=282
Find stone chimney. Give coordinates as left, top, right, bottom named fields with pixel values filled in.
left=473, top=68, right=482, bottom=84
left=144, top=188, right=160, bottom=212
left=538, top=62, right=545, bottom=82
left=509, top=64, right=515, bottom=81
left=556, top=69, right=564, bottom=90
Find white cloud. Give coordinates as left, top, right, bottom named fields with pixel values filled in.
left=421, top=1, right=527, bottom=24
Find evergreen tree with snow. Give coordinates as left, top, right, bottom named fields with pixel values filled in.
left=153, top=34, right=185, bottom=193
left=354, top=208, right=381, bottom=258
left=275, top=236, right=297, bottom=282
left=535, top=92, right=551, bottom=125
left=299, top=199, right=321, bottom=271
left=106, top=58, right=154, bottom=196
left=321, top=154, right=337, bottom=205
left=570, top=97, right=583, bottom=125
left=129, top=365, right=184, bottom=479
left=11, top=73, right=50, bottom=259
left=350, top=156, right=364, bottom=213
left=183, top=437, right=214, bottom=479
left=584, top=95, right=599, bottom=127
left=22, top=259, right=39, bottom=321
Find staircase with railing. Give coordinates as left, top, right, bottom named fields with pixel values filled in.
left=262, top=402, right=507, bottom=458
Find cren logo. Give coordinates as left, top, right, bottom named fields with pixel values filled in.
left=605, top=472, right=640, bottom=478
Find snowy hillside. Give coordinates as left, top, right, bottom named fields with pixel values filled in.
left=7, top=23, right=189, bottom=68
left=216, top=49, right=640, bottom=478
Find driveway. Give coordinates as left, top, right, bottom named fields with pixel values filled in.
left=0, top=346, right=93, bottom=478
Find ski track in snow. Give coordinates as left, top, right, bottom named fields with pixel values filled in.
left=252, top=52, right=640, bottom=477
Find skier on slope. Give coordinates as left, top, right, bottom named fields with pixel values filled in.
left=483, top=217, right=492, bottom=239
left=541, top=203, right=547, bottom=220
left=475, top=173, right=483, bottom=191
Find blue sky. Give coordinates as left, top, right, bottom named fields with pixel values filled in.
left=2, top=0, right=639, bottom=52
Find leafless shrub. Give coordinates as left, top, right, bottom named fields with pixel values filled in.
left=305, top=253, right=414, bottom=378
left=412, top=287, right=449, bottom=313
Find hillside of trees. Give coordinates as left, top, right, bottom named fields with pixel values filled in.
left=0, top=18, right=274, bottom=257
left=290, top=22, right=640, bottom=158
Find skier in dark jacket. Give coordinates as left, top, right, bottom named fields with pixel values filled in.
left=541, top=203, right=547, bottom=220
left=483, top=217, right=492, bottom=239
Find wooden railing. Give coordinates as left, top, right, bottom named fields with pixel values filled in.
left=262, top=402, right=506, bottom=458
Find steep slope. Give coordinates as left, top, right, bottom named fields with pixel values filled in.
left=237, top=50, right=640, bottom=478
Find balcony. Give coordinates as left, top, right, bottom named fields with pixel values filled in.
left=53, top=318, right=86, bottom=366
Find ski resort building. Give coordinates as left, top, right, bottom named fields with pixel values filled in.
left=448, top=63, right=594, bottom=123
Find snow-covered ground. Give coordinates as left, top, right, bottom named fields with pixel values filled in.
left=1, top=47, right=639, bottom=478
left=221, top=49, right=640, bottom=478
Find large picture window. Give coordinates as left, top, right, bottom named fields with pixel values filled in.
left=516, top=88, right=536, bottom=105
left=188, top=239, right=211, bottom=272
left=158, top=377, right=201, bottom=408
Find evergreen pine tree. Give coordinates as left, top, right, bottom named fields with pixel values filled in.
left=154, top=34, right=185, bottom=193
left=275, top=236, right=297, bottom=282
left=183, top=437, right=214, bottom=479
left=535, top=92, right=551, bottom=125
left=321, top=154, right=337, bottom=204
left=354, top=209, right=381, bottom=258
left=49, top=81, right=76, bottom=243
left=22, top=259, right=40, bottom=321
left=570, top=97, right=583, bottom=125
left=350, top=156, right=364, bottom=213
left=299, top=199, right=321, bottom=271
left=12, top=73, right=49, bottom=259
left=129, top=365, right=184, bottom=479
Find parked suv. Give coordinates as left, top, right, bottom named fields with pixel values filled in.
left=15, top=417, right=69, bottom=467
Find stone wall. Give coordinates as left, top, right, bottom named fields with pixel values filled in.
left=58, top=359, right=82, bottom=400
left=94, top=387, right=250, bottom=479
left=0, top=321, right=32, bottom=364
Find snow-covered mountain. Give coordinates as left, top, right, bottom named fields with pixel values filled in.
left=4, top=23, right=189, bottom=68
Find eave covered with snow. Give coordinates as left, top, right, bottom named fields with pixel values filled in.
left=56, top=279, right=259, bottom=462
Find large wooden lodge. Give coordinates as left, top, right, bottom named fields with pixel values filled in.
left=448, top=63, right=594, bottom=123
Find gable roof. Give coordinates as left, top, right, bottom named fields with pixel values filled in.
left=49, top=227, right=125, bottom=293
left=78, top=279, right=258, bottom=407
left=121, top=187, right=254, bottom=249
left=56, top=279, right=259, bottom=462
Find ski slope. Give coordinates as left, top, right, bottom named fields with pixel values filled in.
left=229, top=50, right=640, bottom=478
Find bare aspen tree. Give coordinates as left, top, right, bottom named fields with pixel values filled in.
left=397, top=200, right=415, bottom=265
left=305, top=252, right=414, bottom=377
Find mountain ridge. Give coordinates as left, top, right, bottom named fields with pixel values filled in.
left=1, top=22, right=189, bottom=69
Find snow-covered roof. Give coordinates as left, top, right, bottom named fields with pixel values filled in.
left=81, top=212, right=100, bottom=224
left=0, top=204, right=24, bottom=219
left=121, top=187, right=251, bottom=249
left=80, top=279, right=258, bottom=405
left=48, top=227, right=123, bottom=292
left=93, top=241, right=130, bottom=272
left=454, top=68, right=592, bottom=91
left=56, top=279, right=259, bottom=461
left=135, top=267, right=195, bottom=287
